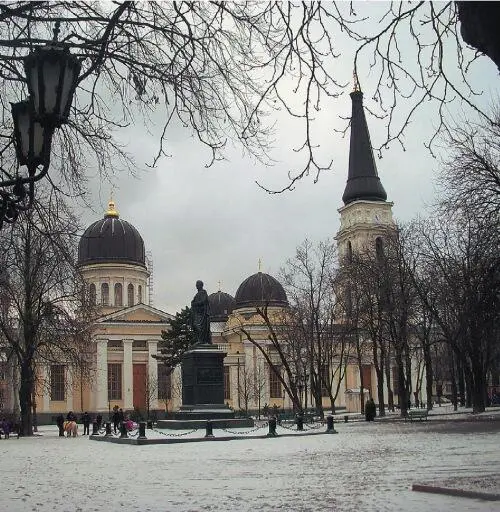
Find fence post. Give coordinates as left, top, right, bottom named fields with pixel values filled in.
left=91, top=421, right=99, bottom=435
left=119, top=421, right=128, bottom=438
left=138, top=422, right=147, bottom=440
left=326, top=415, right=337, bottom=434
left=105, top=422, right=112, bottom=436
left=267, top=417, right=278, bottom=437
left=296, top=414, right=304, bottom=431
left=205, top=420, right=214, bottom=438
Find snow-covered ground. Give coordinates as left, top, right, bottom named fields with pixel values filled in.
left=1, top=406, right=499, bottom=512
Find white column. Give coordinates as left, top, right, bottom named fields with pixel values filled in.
left=96, top=339, right=108, bottom=411
left=148, top=340, right=159, bottom=410
left=42, top=365, right=50, bottom=412
left=66, top=367, right=73, bottom=412
left=123, top=339, right=134, bottom=409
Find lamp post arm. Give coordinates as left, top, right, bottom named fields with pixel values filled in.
left=0, top=161, right=50, bottom=188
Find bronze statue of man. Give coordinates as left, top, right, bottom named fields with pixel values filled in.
left=191, top=280, right=212, bottom=345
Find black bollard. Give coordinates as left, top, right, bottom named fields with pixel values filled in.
left=119, top=421, right=128, bottom=438
left=138, top=422, right=147, bottom=439
left=326, top=415, right=337, bottom=434
left=344, top=415, right=348, bottom=423
left=296, top=414, right=304, bottom=431
left=105, top=422, right=112, bottom=436
left=267, top=417, right=278, bottom=437
left=147, top=420, right=153, bottom=429
left=205, top=420, right=214, bottom=438
left=91, top=421, right=99, bottom=435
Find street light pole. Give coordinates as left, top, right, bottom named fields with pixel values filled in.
left=1, top=22, right=81, bottom=229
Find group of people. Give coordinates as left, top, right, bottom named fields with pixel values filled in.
left=56, top=407, right=133, bottom=437
left=56, top=411, right=100, bottom=437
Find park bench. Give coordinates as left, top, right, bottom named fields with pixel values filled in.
left=406, top=409, right=429, bottom=422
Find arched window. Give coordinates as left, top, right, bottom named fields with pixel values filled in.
left=101, top=283, right=109, bottom=306
left=128, top=284, right=134, bottom=306
left=375, top=237, right=384, bottom=260
left=347, top=240, right=353, bottom=263
left=89, top=283, right=96, bottom=306
left=137, top=285, right=142, bottom=304
left=114, top=283, right=123, bottom=306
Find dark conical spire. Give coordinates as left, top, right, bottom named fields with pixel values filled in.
left=342, top=88, right=387, bottom=205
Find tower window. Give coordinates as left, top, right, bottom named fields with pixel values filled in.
left=138, top=285, right=142, bottom=304
left=101, top=283, right=109, bottom=306
left=375, top=237, right=384, bottom=260
left=128, top=284, right=134, bottom=306
left=114, top=283, right=123, bottom=306
left=347, top=240, right=353, bottom=263
left=89, top=283, right=96, bottom=306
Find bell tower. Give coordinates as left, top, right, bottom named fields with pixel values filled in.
left=336, top=79, right=395, bottom=260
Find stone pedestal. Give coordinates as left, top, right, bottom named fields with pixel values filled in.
left=181, top=344, right=226, bottom=406
left=157, top=344, right=254, bottom=430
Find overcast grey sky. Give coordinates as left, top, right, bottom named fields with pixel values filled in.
left=76, top=3, right=500, bottom=314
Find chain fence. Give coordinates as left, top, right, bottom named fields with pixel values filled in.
left=92, top=417, right=327, bottom=439
left=151, top=427, right=199, bottom=437
left=302, top=422, right=325, bottom=431
left=220, top=422, right=269, bottom=435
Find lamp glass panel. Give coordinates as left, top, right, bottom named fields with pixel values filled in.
left=60, top=65, right=75, bottom=117
left=28, top=65, right=41, bottom=115
left=42, top=59, right=62, bottom=115
left=32, top=121, right=45, bottom=159
left=17, top=109, right=31, bottom=160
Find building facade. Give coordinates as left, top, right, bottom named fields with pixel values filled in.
left=1, top=87, right=426, bottom=423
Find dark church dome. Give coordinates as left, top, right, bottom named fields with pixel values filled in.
left=235, top=272, right=288, bottom=309
left=78, top=200, right=146, bottom=268
left=208, top=290, right=236, bottom=322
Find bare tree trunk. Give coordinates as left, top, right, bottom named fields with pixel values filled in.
left=457, top=359, right=466, bottom=407
left=449, top=350, right=458, bottom=411
left=423, top=342, right=433, bottom=410
left=465, top=370, right=473, bottom=408
left=373, top=342, right=385, bottom=417
left=384, top=356, right=394, bottom=412
left=19, top=362, right=34, bottom=436
left=396, top=350, right=407, bottom=418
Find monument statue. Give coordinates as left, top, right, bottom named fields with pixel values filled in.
left=191, top=280, right=212, bottom=345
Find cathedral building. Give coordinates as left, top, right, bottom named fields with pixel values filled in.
left=1, top=84, right=425, bottom=423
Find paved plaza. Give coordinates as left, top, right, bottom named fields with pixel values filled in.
left=1, top=409, right=499, bottom=511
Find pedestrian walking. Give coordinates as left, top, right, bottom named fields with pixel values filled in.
left=112, top=407, right=120, bottom=433
left=82, top=412, right=91, bottom=435
left=56, top=414, right=64, bottom=437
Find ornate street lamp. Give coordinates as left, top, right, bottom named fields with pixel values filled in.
left=12, top=100, right=52, bottom=177
left=0, top=32, right=81, bottom=229
left=24, top=44, right=81, bottom=128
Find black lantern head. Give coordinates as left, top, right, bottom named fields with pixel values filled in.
left=24, top=44, right=81, bottom=128
left=12, top=100, right=52, bottom=175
